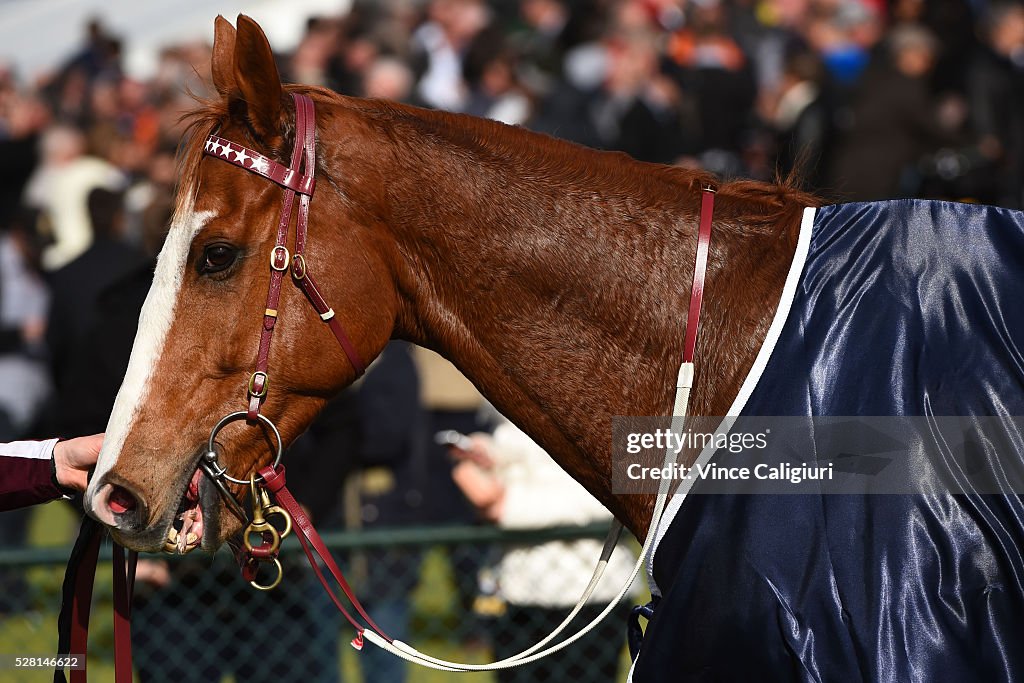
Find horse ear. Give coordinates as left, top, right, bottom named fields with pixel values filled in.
left=211, top=16, right=237, bottom=96
left=232, top=15, right=284, bottom=141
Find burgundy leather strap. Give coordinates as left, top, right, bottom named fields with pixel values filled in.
left=66, top=529, right=100, bottom=683
left=683, top=188, right=716, bottom=364
left=111, top=545, right=136, bottom=683
left=293, top=269, right=367, bottom=376
left=57, top=522, right=136, bottom=683
left=203, top=94, right=365, bottom=421
left=243, top=97, right=308, bottom=420
left=289, top=95, right=366, bottom=375
left=259, top=465, right=390, bottom=642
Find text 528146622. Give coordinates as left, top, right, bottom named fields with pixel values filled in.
left=5, top=655, right=83, bottom=669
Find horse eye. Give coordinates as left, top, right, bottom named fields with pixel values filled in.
left=199, top=243, right=238, bottom=274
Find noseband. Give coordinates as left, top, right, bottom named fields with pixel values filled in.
left=197, top=93, right=364, bottom=500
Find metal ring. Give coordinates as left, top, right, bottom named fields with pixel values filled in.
left=206, top=411, right=284, bottom=485
left=263, top=506, right=293, bottom=539
left=198, top=457, right=250, bottom=521
left=244, top=526, right=281, bottom=554
left=249, top=558, right=284, bottom=591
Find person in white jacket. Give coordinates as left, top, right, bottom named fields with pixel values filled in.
left=450, top=419, right=637, bottom=682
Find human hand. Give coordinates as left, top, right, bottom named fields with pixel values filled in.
left=53, top=434, right=104, bottom=492
left=447, top=434, right=496, bottom=469
left=135, top=559, right=171, bottom=588
left=20, top=318, right=46, bottom=345
left=451, top=460, right=504, bottom=521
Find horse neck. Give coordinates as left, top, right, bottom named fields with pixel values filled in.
left=351, top=106, right=804, bottom=538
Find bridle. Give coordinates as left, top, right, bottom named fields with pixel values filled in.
left=200, top=92, right=366, bottom=428
left=193, top=92, right=398, bottom=638
left=185, top=93, right=366, bottom=591
left=54, top=94, right=386, bottom=683
left=196, top=91, right=362, bottom=509
left=193, top=93, right=362, bottom=546
left=55, top=91, right=717, bottom=680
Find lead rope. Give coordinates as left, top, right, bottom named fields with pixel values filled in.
left=54, top=518, right=136, bottom=683
left=111, top=544, right=136, bottom=683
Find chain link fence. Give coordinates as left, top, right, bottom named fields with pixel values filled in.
left=0, top=520, right=641, bottom=683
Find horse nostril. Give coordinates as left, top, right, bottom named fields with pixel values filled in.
left=88, top=481, right=148, bottom=531
left=108, top=485, right=138, bottom=514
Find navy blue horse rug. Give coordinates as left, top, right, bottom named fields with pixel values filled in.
left=630, top=200, right=1024, bottom=682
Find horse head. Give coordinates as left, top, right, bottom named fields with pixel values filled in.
left=83, top=15, right=397, bottom=552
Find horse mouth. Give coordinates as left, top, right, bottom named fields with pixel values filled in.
left=165, top=468, right=205, bottom=554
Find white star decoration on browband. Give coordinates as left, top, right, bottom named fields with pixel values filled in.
left=204, top=136, right=272, bottom=176
left=203, top=133, right=316, bottom=194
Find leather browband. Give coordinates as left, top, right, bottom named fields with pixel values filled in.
left=204, top=134, right=315, bottom=195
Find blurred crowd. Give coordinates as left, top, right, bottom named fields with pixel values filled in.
left=1, top=0, right=1021, bottom=449
left=2, top=0, right=1024, bottom=679
left=1, top=0, right=1021, bottom=430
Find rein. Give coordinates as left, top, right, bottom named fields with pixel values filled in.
left=54, top=92, right=716, bottom=679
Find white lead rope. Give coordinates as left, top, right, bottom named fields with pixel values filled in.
left=361, top=362, right=694, bottom=672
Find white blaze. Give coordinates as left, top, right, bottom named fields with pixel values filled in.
left=87, top=208, right=214, bottom=492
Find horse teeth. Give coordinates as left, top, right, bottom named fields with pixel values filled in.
left=186, top=532, right=198, bottom=545
left=163, top=528, right=179, bottom=554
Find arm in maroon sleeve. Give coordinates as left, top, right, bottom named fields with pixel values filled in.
left=0, top=439, right=65, bottom=511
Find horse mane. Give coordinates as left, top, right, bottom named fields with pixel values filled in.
left=314, top=92, right=824, bottom=236
left=174, top=84, right=822, bottom=236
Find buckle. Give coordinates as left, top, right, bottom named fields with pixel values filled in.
left=270, top=246, right=290, bottom=272
left=291, top=254, right=307, bottom=280
left=248, top=371, right=269, bottom=398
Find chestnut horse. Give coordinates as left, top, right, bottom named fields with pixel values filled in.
left=83, top=16, right=810, bottom=548
left=82, top=15, right=1024, bottom=683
